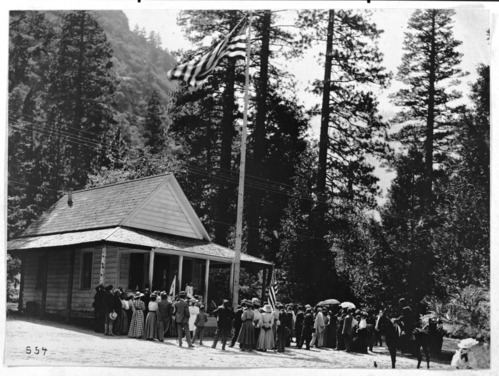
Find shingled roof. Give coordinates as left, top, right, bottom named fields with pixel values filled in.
left=7, top=227, right=272, bottom=266
left=11, top=173, right=272, bottom=267
left=22, top=174, right=171, bottom=237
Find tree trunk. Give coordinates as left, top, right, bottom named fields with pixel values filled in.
left=425, top=11, right=437, bottom=212
left=317, top=9, right=334, bottom=196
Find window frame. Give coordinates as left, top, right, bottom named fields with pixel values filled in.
left=79, top=251, right=94, bottom=290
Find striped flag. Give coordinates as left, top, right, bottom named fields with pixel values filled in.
left=167, top=16, right=248, bottom=87
left=169, top=274, right=176, bottom=296
left=267, top=276, right=278, bottom=311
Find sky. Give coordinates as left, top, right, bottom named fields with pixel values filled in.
left=122, top=6, right=490, bottom=202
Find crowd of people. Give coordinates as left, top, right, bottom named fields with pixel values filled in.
left=92, top=284, right=399, bottom=355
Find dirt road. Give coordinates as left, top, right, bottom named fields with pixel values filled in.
left=4, top=316, right=455, bottom=370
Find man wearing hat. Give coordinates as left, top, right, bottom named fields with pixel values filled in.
left=174, top=291, right=194, bottom=347
left=342, top=307, right=355, bottom=352
left=285, top=305, right=295, bottom=346
left=298, top=307, right=314, bottom=350
left=275, top=304, right=288, bottom=352
left=157, top=292, right=173, bottom=342
left=211, top=299, right=234, bottom=350
left=294, top=305, right=304, bottom=348
left=92, top=284, right=106, bottom=333
left=229, top=303, right=244, bottom=348
left=103, top=285, right=115, bottom=336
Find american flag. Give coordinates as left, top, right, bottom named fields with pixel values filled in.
left=267, top=277, right=278, bottom=311
left=167, top=17, right=247, bottom=87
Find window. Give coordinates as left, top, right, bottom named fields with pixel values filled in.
left=35, top=254, right=48, bottom=289
left=80, top=252, right=93, bottom=289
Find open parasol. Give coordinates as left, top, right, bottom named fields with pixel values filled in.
left=321, top=299, right=340, bottom=305
left=340, top=301, right=356, bottom=309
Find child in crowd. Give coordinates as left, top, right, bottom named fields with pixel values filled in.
left=193, top=305, right=208, bottom=345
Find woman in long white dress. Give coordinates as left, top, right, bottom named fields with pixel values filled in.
left=309, top=307, right=325, bottom=348
left=257, top=304, right=275, bottom=351
left=188, top=299, right=200, bottom=338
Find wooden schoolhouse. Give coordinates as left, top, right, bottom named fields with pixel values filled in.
left=7, top=174, right=273, bottom=321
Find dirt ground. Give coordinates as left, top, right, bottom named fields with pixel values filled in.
left=3, top=315, right=461, bottom=371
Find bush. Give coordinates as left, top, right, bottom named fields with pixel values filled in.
left=425, top=286, right=489, bottom=341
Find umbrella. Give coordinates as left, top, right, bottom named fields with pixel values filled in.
left=340, top=301, right=356, bottom=309
left=321, top=299, right=340, bottom=305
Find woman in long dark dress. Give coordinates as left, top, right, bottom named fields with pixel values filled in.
left=120, top=293, right=130, bottom=335
left=324, top=309, right=337, bottom=348
left=237, top=300, right=255, bottom=351
left=144, top=294, right=159, bottom=340
left=275, top=304, right=287, bottom=353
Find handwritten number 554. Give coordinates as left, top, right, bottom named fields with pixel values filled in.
left=26, top=346, right=47, bottom=355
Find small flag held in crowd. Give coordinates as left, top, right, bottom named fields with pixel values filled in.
left=169, top=274, right=176, bottom=296
left=166, top=16, right=248, bottom=87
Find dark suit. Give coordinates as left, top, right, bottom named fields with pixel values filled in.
left=295, top=310, right=304, bottom=347
left=212, top=305, right=235, bottom=349
left=174, top=299, right=192, bottom=346
left=299, top=312, right=314, bottom=349
left=343, top=313, right=354, bottom=352
left=230, top=308, right=243, bottom=347
left=157, top=299, right=173, bottom=341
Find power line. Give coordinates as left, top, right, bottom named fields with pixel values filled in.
left=8, top=180, right=63, bottom=193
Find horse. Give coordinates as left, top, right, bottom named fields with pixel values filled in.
left=375, top=312, right=430, bottom=369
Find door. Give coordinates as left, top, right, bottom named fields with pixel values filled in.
left=128, top=253, right=145, bottom=291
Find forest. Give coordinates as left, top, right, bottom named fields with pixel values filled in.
left=7, top=9, right=489, bottom=340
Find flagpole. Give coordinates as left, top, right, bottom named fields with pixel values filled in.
left=232, top=11, right=252, bottom=310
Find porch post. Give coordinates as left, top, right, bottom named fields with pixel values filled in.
left=261, top=267, right=267, bottom=305
left=178, top=255, right=183, bottom=294
left=99, top=243, right=107, bottom=285
left=204, top=259, right=210, bottom=307
left=149, top=250, right=155, bottom=290
left=65, top=248, right=76, bottom=323
left=18, top=253, right=25, bottom=313
left=40, top=249, right=49, bottom=317
left=229, top=262, right=235, bottom=296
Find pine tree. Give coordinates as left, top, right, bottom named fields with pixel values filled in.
left=298, top=9, right=390, bottom=208
left=391, top=9, right=464, bottom=209
left=143, top=90, right=166, bottom=153
left=45, top=10, right=117, bottom=190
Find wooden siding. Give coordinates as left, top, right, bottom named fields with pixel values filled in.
left=45, top=249, right=70, bottom=315
left=118, top=251, right=130, bottom=289
left=22, top=251, right=43, bottom=309
left=124, top=183, right=201, bottom=239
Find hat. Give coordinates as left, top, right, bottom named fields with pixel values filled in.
left=179, top=291, right=187, bottom=297
left=264, top=304, right=272, bottom=313
left=134, top=291, right=143, bottom=298
left=109, top=312, right=117, bottom=320
left=305, top=304, right=311, bottom=309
